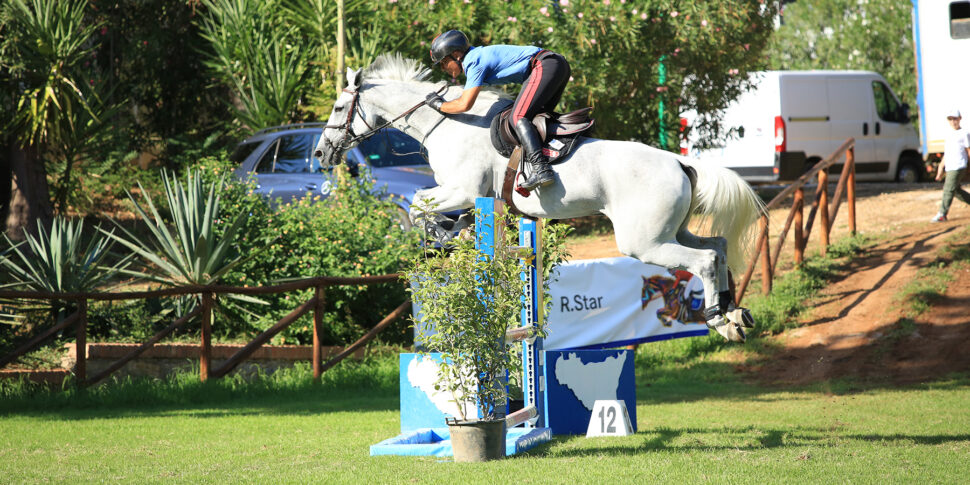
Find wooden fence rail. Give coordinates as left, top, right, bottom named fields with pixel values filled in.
left=0, top=274, right=409, bottom=387
left=736, top=138, right=858, bottom=305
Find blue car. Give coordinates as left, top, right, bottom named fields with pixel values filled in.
left=230, top=123, right=441, bottom=229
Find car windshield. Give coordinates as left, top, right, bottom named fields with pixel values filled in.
left=230, top=141, right=260, bottom=164
left=357, top=130, right=428, bottom=168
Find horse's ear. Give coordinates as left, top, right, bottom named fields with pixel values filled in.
left=346, top=68, right=363, bottom=89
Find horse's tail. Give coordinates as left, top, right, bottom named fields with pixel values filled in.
left=679, top=158, right=766, bottom=275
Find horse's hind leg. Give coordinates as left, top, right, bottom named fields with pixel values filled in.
left=677, top=230, right=755, bottom=332
left=676, top=231, right=732, bottom=308
left=619, top=237, right=746, bottom=343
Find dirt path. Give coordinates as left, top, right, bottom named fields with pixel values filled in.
left=566, top=182, right=970, bottom=385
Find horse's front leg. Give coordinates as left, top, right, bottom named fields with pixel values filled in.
left=409, top=184, right=478, bottom=244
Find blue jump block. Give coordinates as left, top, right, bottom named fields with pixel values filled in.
left=369, top=427, right=552, bottom=457
left=373, top=353, right=552, bottom=457
left=542, top=349, right=637, bottom=435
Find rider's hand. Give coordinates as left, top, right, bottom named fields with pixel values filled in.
left=425, top=92, right=445, bottom=111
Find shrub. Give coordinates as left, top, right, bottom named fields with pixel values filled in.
left=197, top=156, right=424, bottom=346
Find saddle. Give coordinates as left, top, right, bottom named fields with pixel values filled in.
left=491, top=107, right=595, bottom=212
left=489, top=107, right=595, bottom=162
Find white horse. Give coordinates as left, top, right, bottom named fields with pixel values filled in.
left=314, top=54, right=765, bottom=342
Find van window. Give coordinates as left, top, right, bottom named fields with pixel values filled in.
left=952, top=2, right=970, bottom=39
left=871, top=81, right=902, bottom=123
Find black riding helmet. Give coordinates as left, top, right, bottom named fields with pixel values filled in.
left=430, top=30, right=470, bottom=65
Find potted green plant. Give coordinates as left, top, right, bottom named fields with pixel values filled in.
left=407, top=208, right=563, bottom=462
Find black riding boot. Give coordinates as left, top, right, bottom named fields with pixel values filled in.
left=514, top=118, right=555, bottom=190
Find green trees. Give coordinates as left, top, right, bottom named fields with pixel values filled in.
left=0, top=0, right=780, bottom=236
left=335, top=0, right=777, bottom=147
left=193, top=0, right=778, bottom=147
left=1, top=0, right=230, bottom=237
left=768, top=0, right=916, bottom=115
left=0, top=0, right=103, bottom=238
left=198, top=0, right=315, bottom=130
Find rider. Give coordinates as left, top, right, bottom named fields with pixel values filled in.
left=426, top=30, right=571, bottom=190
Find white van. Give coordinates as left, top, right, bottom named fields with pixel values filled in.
left=912, top=0, right=970, bottom=161
left=686, top=71, right=923, bottom=183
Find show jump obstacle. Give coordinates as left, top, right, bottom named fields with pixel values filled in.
left=370, top=198, right=637, bottom=457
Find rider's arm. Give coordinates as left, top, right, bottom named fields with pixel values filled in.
left=440, top=86, right=481, bottom=114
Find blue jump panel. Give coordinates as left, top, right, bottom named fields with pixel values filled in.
left=370, top=427, right=552, bottom=457
left=542, top=349, right=637, bottom=435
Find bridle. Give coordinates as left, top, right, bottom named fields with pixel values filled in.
left=318, top=83, right=448, bottom=164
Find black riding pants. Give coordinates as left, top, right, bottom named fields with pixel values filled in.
left=510, top=50, right=571, bottom=125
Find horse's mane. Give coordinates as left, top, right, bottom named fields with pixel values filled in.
left=364, top=53, right=510, bottom=115
left=364, top=53, right=431, bottom=83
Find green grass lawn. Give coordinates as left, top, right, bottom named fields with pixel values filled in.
left=2, top=340, right=969, bottom=484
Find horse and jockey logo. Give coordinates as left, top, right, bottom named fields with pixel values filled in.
left=641, top=270, right=705, bottom=326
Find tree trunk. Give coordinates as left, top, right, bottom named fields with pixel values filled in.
left=0, top=145, right=10, bottom=231
left=6, top=145, right=52, bottom=241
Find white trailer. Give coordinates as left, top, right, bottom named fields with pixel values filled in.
left=912, top=0, right=970, bottom=160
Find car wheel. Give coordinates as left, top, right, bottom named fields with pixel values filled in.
left=897, top=156, right=922, bottom=184
left=395, top=206, right=413, bottom=231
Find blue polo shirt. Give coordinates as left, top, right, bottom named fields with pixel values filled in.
left=462, top=45, right=541, bottom=90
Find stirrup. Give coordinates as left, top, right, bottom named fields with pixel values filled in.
left=514, top=172, right=533, bottom=197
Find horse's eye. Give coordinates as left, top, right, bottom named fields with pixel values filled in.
left=334, top=106, right=343, bottom=112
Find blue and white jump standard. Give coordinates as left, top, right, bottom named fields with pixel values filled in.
left=370, top=198, right=636, bottom=457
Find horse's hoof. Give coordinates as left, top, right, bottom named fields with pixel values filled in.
left=707, top=317, right=746, bottom=343
left=726, top=308, right=755, bottom=329
left=424, top=223, right=453, bottom=245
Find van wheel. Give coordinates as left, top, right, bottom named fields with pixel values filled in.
left=896, top=155, right=923, bottom=184
left=804, top=157, right=821, bottom=174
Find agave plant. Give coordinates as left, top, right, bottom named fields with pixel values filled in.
left=104, top=170, right=259, bottom=311
left=0, top=217, right=134, bottom=327
left=1, top=218, right=132, bottom=294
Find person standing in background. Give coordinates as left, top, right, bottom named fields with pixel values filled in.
left=931, top=109, right=970, bottom=222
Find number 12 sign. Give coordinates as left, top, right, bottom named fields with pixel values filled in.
left=586, top=400, right=635, bottom=437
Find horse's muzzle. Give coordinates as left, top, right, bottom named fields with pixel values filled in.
left=314, top=141, right=339, bottom=168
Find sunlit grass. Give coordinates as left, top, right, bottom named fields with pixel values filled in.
left=2, top=353, right=968, bottom=483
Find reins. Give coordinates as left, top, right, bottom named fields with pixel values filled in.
left=326, top=83, right=448, bottom=153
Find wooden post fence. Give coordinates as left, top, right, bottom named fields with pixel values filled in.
left=0, top=275, right=408, bottom=388
left=736, top=139, right=857, bottom=305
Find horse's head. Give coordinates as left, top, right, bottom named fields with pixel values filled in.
left=313, top=67, right=376, bottom=169
left=314, top=54, right=440, bottom=168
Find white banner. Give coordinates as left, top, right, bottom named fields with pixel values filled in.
left=543, top=257, right=708, bottom=350
left=413, top=256, right=709, bottom=351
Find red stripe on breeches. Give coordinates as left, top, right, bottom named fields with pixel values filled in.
left=512, top=62, right=544, bottom=124
left=511, top=53, right=571, bottom=125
